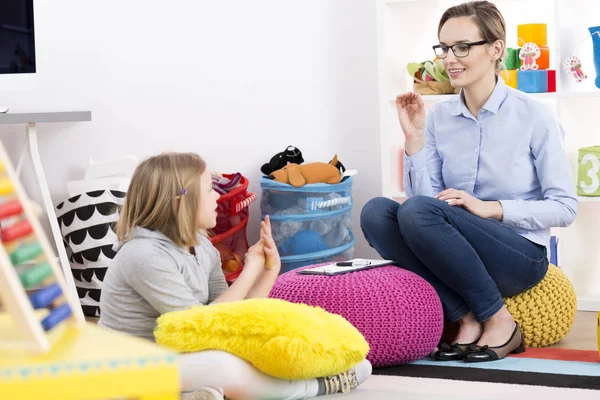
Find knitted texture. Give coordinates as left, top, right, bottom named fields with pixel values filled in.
left=269, top=265, right=444, bottom=367
left=504, top=264, right=576, bottom=347
left=441, top=264, right=576, bottom=347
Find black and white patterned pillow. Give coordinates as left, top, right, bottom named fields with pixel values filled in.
left=56, top=190, right=126, bottom=317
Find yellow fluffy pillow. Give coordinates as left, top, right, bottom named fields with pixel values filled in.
left=154, top=298, right=369, bottom=380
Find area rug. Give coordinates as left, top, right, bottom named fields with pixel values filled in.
left=374, top=348, right=600, bottom=390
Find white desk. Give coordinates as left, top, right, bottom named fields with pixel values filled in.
left=0, top=111, right=92, bottom=320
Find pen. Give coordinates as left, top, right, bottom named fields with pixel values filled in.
left=336, top=261, right=371, bottom=267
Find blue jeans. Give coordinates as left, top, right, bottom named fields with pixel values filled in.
left=360, top=196, right=548, bottom=323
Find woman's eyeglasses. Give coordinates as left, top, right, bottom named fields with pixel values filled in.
left=432, top=40, right=488, bottom=59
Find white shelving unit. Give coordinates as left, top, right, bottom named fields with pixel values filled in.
left=577, top=196, right=600, bottom=203
left=376, top=0, right=600, bottom=311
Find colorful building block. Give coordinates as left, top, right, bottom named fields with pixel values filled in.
left=578, top=146, right=600, bottom=196
left=517, top=70, right=548, bottom=93
left=500, top=69, right=518, bottom=89
left=503, top=48, right=520, bottom=70
left=547, top=70, right=556, bottom=92
left=537, top=45, right=550, bottom=70
left=518, top=23, right=547, bottom=46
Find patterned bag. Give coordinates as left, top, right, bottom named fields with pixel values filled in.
left=56, top=190, right=125, bottom=317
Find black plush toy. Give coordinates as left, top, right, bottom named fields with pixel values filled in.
left=261, top=145, right=304, bottom=175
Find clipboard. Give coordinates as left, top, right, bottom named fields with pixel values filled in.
left=297, top=258, right=394, bottom=276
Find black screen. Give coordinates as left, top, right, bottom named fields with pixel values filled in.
left=0, top=0, right=36, bottom=74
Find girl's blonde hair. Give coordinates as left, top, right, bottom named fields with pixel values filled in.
left=438, top=1, right=506, bottom=71
left=117, top=152, right=206, bottom=247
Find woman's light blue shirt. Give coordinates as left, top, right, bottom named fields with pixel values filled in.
left=404, top=77, right=577, bottom=248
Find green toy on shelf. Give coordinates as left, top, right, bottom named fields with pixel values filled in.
left=406, top=58, right=458, bottom=95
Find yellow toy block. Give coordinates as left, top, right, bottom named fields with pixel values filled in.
left=518, top=23, right=547, bottom=46
left=500, top=69, right=518, bottom=88
left=0, top=313, right=180, bottom=400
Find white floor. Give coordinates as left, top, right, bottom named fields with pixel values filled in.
left=326, top=375, right=600, bottom=399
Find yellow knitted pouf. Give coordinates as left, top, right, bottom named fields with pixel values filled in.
left=504, top=264, right=577, bottom=347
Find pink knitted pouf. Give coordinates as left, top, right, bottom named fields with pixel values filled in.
left=269, top=264, right=444, bottom=367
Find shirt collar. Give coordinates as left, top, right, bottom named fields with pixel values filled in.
left=450, top=75, right=508, bottom=117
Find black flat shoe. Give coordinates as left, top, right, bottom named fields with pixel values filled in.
left=463, top=323, right=525, bottom=363
left=431, top=337, right=481, bottom=361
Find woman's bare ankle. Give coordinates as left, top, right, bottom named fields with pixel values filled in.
left=452, top=312, right=483, bottom=344
left=477, top=306, right=516, bottom=347
left=484, top=306, right=514, bottom=328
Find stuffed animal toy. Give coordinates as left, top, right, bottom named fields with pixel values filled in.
left=261, top=145, right=304, bottom=175
left=271, top=210, right=330, bottom=249
left=281, top=230, right=329, bottom=256
left=323, top=214, right=352, bottom=248
left=269, top=155, right=344, bottom=187
left=214, top=242, right=242, bottom=273
left=269, top=194, right=349, bottom=249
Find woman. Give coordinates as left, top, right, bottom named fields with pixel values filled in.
left=361, top=1, right=576, bottom=362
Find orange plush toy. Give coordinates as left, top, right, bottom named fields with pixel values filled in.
left=214, top=242, right=242, bottom=273
left=269, top=155, right=344, bottom=187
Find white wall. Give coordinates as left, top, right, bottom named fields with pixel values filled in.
left=553, top=0, right=600, bottom=302
left=0, top=0, right=381, bottom=257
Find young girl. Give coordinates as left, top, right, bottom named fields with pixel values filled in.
left=98, top=152, right=371, bottom=400
left=361, top=1, right=577, bottom=362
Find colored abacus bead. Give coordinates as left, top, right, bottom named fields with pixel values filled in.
left=9, top=242, right=43, bottom=265
left=41, top=303, right=72, bottom=331
left=29, top=283, right=63, bottom=309
left=0, top=200, right=23, bottom=219
left=0, top=178, right=14, bottom=196
left=19, top=262, right=52, bottom=289
left=1, top=220, right=33, bottom=242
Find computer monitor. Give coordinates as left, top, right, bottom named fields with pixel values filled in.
left=0, top=0, right=37, bottom=110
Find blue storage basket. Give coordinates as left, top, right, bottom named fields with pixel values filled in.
left=260, top=176, right=354, bottom=273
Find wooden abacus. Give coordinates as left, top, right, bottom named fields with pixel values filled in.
left=0, top=141, right=84, bottom=353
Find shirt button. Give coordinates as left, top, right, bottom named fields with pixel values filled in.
left=473, top=148, right=477, bottom=153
